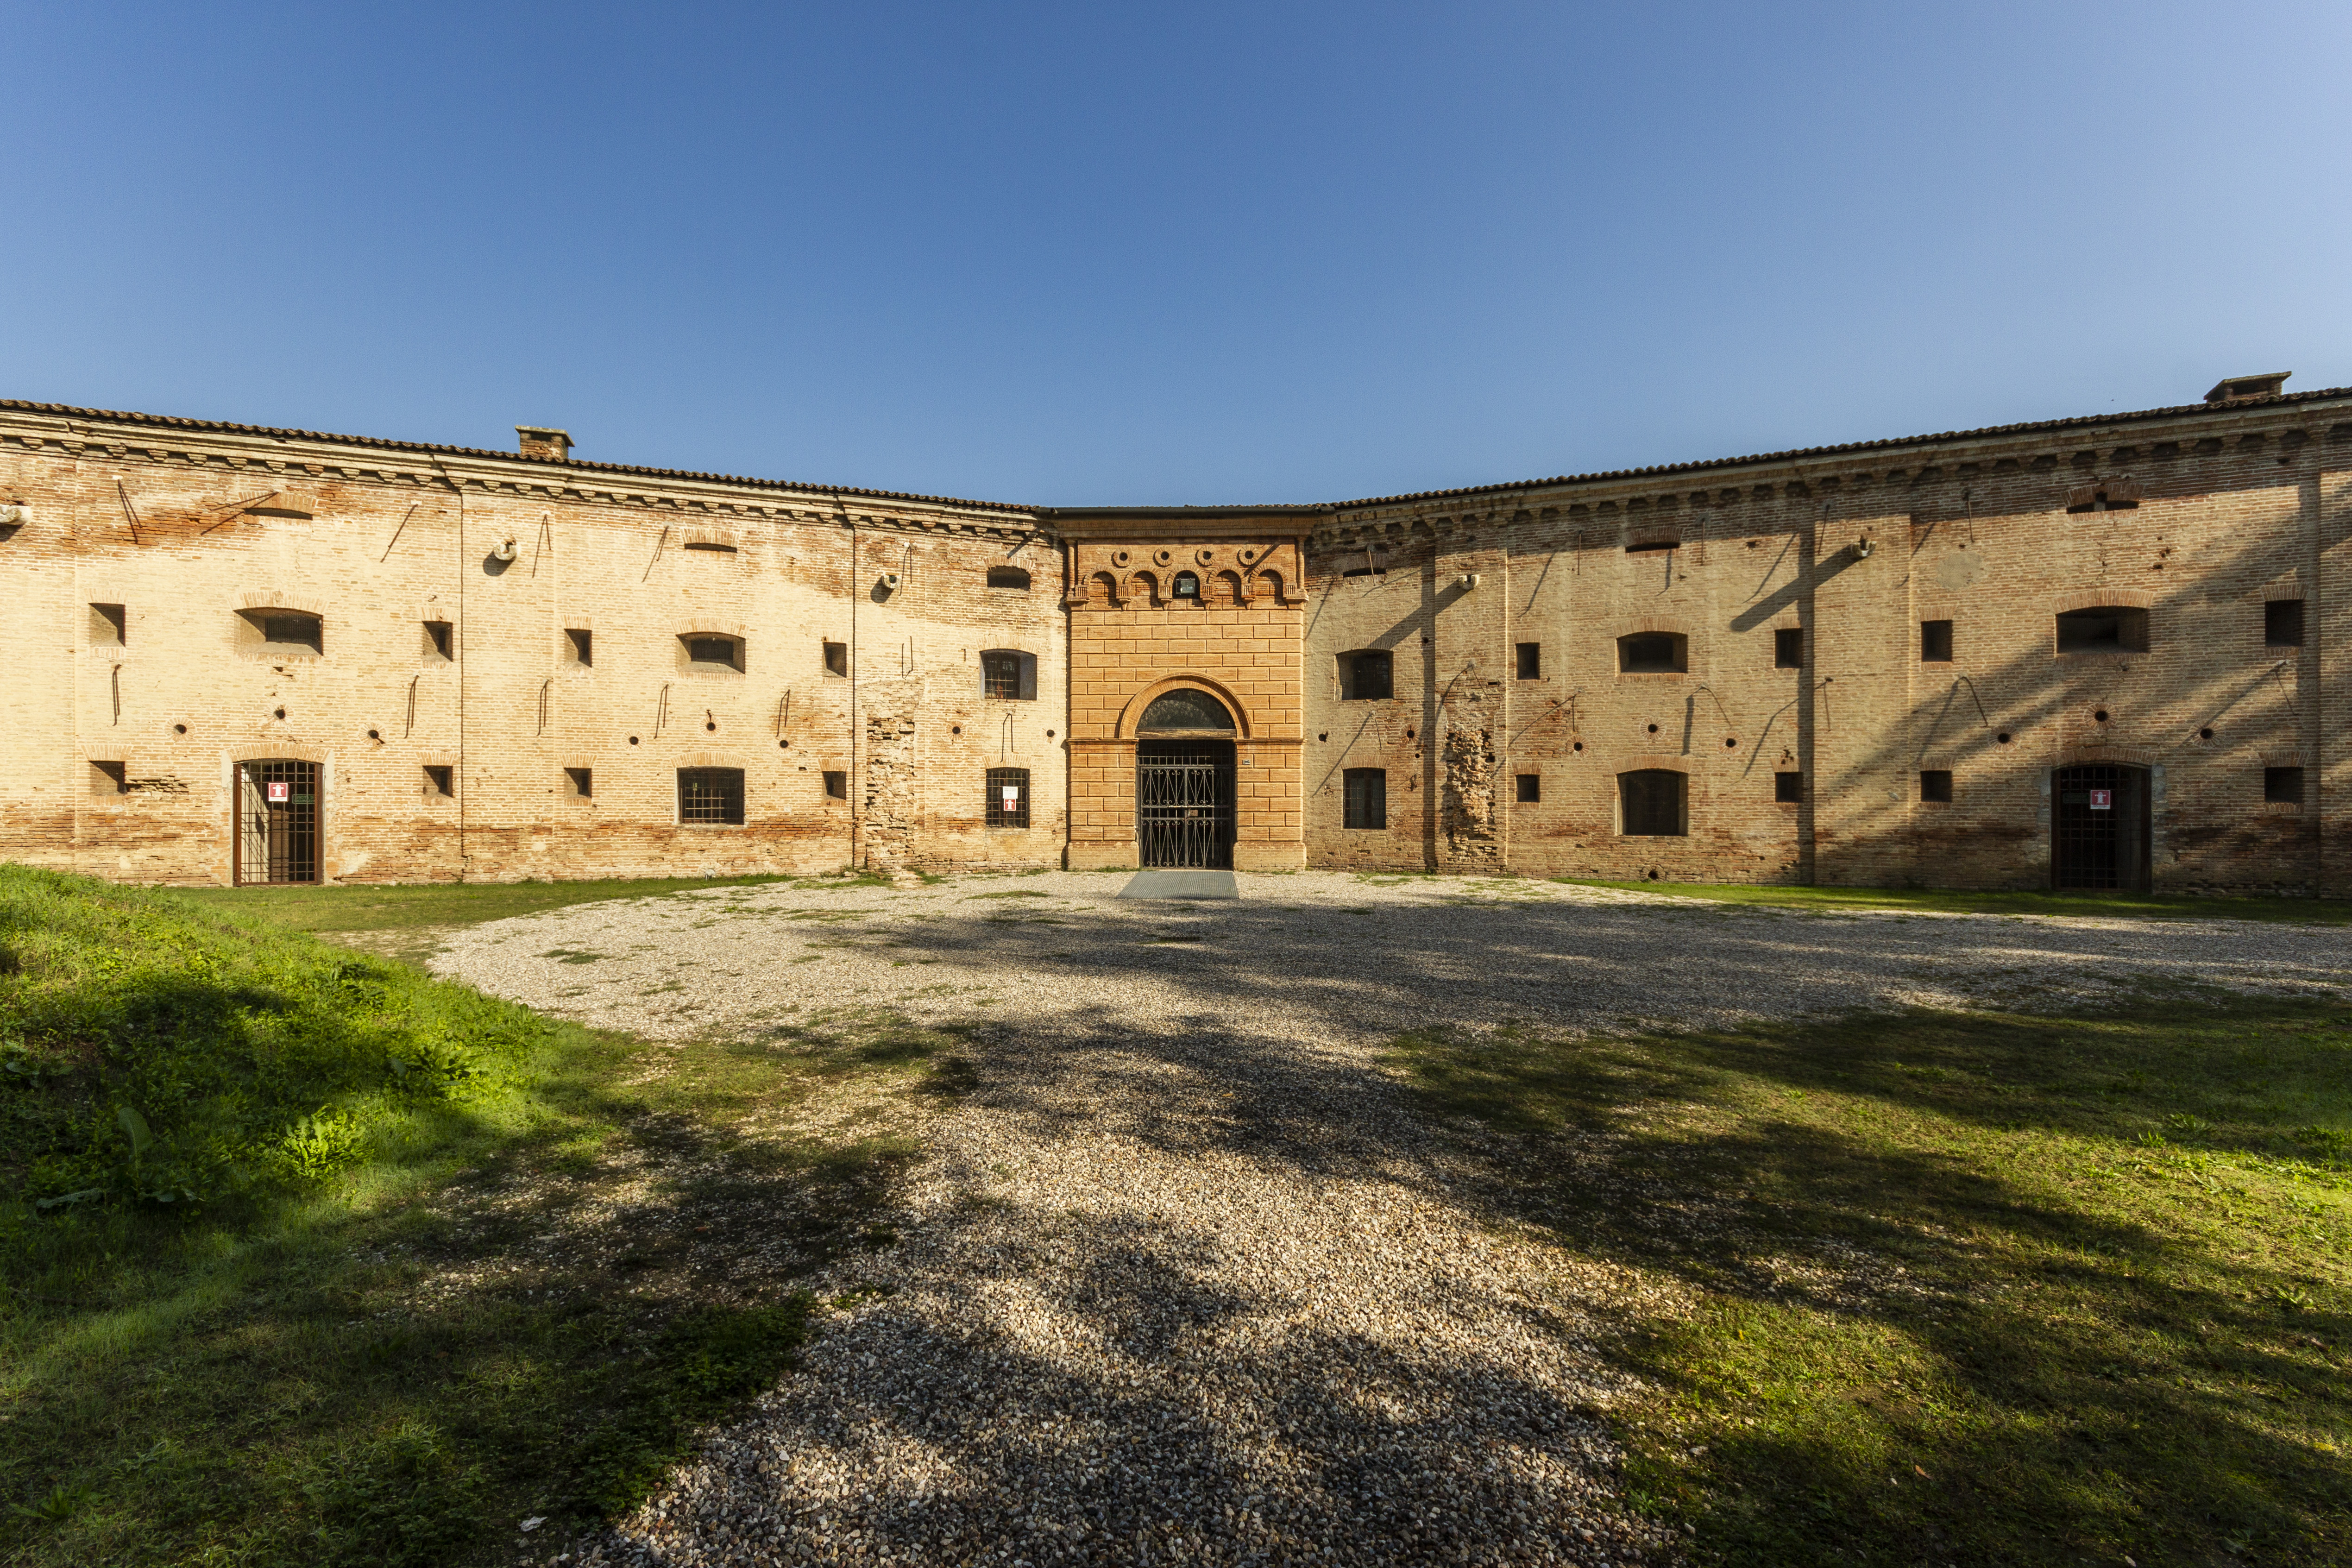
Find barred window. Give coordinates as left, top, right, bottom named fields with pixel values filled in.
left=1342, top=649, right=1392, bottom=701
left=1619, top=769, right=1686, bottom=836
left=1344, top=768, right=1387, bottom=829
left=678, top=767, right=745, bottom=825
left=981, top=649, right=1037, bottom=700
left=986, top=768, right=1031, bottom=827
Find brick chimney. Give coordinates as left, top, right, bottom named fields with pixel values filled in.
left=516, top=426, right=573, bottom=461
left=2204, top=372, right=2289, bottom=404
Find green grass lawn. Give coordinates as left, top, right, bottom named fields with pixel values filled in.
left=1553, top=877, right=2352, bottom=925
left=0, top=867, right=956, bottom=1567
left=1387, top=994, right=2352, bottom=1566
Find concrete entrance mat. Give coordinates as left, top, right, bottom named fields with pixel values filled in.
left=1116, top=869, right=1240, bottom=900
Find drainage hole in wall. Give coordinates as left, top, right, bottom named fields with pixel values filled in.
left=628, top=735, right=640, bottom=745
left=1046, top=730, right=1056, bottom=739
left=366, top=728, right=380, bottom=741
left=173, top=723, right=188, bottom=735
left=1724, top=736, right=1738, bottom=748
left=1405, top=728, right=1415, bottom=740
left=2199, top=726, right=2214, bottom=740
left=273, top=707, right=286, bottom=720
left=1572, top=740, right=1584, bottom=752
left=951, top=725, right=962, bottom=735
left=1646, top=723, right=1660, bottom=734
left=1647, top=869, right=1660, bottom=881
left=1996, top=731, right=2012, bottom=744
left=2094, top=709, right=2109, bottom=723
left=704, top=720, right=717, bottom=731
left=779, top=738, right=790, bottom=748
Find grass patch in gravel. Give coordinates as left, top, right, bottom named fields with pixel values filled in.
left=1387, top=991, right=2352, bottom=1567
left=0, top=868, right=956, bottom=1567
left=1552, top=877, right=2352, bottom=926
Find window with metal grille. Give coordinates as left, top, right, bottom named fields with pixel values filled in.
left=566, top=628, right=592, bottom=666
left=1921, top=769, right=1954, bottom=803
left=2267, top=599, right=2305, bottom=647
left=1344, top=768, right=1387, bottom=829
left=823, top=641, right=849, bottom=676
left=1619, top=769, right=1686, bottom=835
left=2056, top=606, right=2149, bottom=654
left=1618, top=632, right=1686, bottom=674
left=987, top=565, right=1032, bottom=590
left=1343, top=650, right=1392, bottom=700
left=981, top=649, right=1037, bottom=699
left=89, top=603, right=125, bottom=646
left=1774, top=771, right=1804, bottom=803
left=986, top=768, right=1031, bottom=827
left=683, top=635, right=743, bottom=671
left=236, top=759, right=319, bottom=885
left=1774, top=627, right=1803, bottom=668
left=678, top=767, right=745, bottom=825
left=1515, top=642, right=1541, bottom=680
left=424, top=620, right=453, bottom=661
left=1921, top=619, right=1953, bottom=661
left=823, top=770, right=848, bottom=800
left=1515, top=773, right=1541, bottom=804
left=2266, top=766, right=2305, bottom=805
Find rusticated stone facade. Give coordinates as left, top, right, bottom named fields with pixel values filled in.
left=6, top=373, right=2350, bottom=894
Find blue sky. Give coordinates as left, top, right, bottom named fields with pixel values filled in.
left=5, top=1, right=2347, bottom=505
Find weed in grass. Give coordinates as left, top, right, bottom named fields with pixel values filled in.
left=1386, top=992, right=2352, bottom=1567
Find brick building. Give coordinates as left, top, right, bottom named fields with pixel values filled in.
left=4, top=373, right=2346, bottom=894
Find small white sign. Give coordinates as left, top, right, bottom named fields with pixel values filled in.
left=267, top=781, right=290, bottom=803
left=2088, top=788, right=2112, bottom=811
left=1002, top=787, right=1020, bottom=811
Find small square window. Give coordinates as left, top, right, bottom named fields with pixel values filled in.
left=424, top=765, right=454, bottom=799
left=823, top=641, right=849, bottom=677
left=89, top=603, right=126, bottom=646
left=1344, top=768, right=1387, bottom=829
left=1172, top=571, right=1201, bottom=598
left=1774, top=771, right=1804, bottom=803
left=2266, top=766, right=2305, bottom=805
left=1920, top=769, right=1953, bottom=803
left=564, top=766, right=592, bottom=800
left=565, top=628, right=592, bottom=666
left=1515, top=642, right=1541, bottom=680
left=2266, top=599, right=2305, bottom=648
left=1515, top=773, right=1541, bottom=804
left=823, top=770, right=849, bottom=800
left=1920, top=619, right=1953, bottom=662
left=986, top=767, right=1031, bottom=828
left=91, top=760, right=127, bottom=796
left=424, top=620, right=454, bottom=661
left=1774, top=627, right=1803, bottom=668
left=1345, top=650, right=1393, bottom=701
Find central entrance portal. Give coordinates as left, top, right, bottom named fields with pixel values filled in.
left=2052, top=763, right=2151, bottom=891
left=1138, top=741, right=1235, bottom=868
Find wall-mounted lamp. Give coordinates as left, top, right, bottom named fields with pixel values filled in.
left=491, top=536, right=519, bottom=562
left=1456, top=572, right=1481, bottom=592
left=879, top=572, right=901, bottom=592
left=1853, top=539, right=1875, bottom=559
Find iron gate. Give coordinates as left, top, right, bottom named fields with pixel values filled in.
left=2052, top=763, right=2148, bottom=891
left=236, top=759, right=320, bottom=885
left=1137, top=746, right=1233, bottom=869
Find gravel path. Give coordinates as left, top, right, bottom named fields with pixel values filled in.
left=435, top=873, right=2351, bottom=1567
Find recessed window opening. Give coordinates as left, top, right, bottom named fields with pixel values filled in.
left=823, top=770, right=848, bottom=800
left=1619, top=769, right=1687, bottom=836
left=2266, top=766, right=2305, bottom=806
left=1515, top=642, right=1541, bottom=680
left=682, top=541, right=738, bottom=554
left=89, top=603, right=126, bottom=646
left=423, top=620, right=454, bottom=661
left=1921, top=619, right=1954, bottom=662
left=678, top=767, right=746, bottom=825
left=1626, top=539, right=1680, bottom=554
left=1920, top=769, right=1954, bottom=803
left=1774, top=627, right=1803, bottom=669
left=981, top=649, right=1038, bottom=700
left=823, top=640, right=849, bottom=677
left=1172, top=571, right=1201, bottom=599
left=2056, top=606, right=2150, bottom=654
left=91, top=760, right=127, bottom=796
left=564, top=767, right=592, bottom=800
left=245, top=609, right=323, bottom=655
left=1618, top=632, right=1687, bottom=674
left=985, top=767, right=1031, bottom=827
left=424, top=765, right=454, bottom=798
left=1515, top=774, right=1541, bottom=804
left=683, top=634, right=744, bottom=672
left=566, top=628, right=593, bottom=666
left=2266, top=599, right=2306, bottom=647
left=2065, top=479, right=2142, bottom=513
left=1344, top=768, right=1387, bottom=829
left=1342, top=649, right=1393, bottom=701
left=987, top=565, right=1032, bottom=591
left=1774, top=771, right=1804, bottom=803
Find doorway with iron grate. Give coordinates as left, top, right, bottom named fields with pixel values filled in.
left=2051, top=763, right=2151, bottom=892
left=235, top=759, right=320, bottom=884
left=1133, top=686, right=1238, bottom=869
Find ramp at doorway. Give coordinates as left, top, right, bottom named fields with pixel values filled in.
left=1117, top=869, right=1239, bottom=900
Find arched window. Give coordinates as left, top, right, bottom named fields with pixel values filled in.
left=681, top=633, right=745, bottom=672
left=2055, top=606, right=2149, bottom=654
left=981, top=649, right=1037, bottom=700
left=1138, top=687, right=1233, bottom=733
left=1172, top=571, right=1201, bottom=599
left=987, top=565, right=1032, bottom=591
left=1617, top=632, right=1687, bottom=674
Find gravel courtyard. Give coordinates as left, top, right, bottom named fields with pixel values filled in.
left=433, top=872, right=2351, bottom=1568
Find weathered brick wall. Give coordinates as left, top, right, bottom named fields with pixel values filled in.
left=0, top=407, right=1060, bottom=884
left=1304, top=403, right=2352, bottom=894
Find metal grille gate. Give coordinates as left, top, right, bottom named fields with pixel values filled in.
left=2052, top=763, right=2148, bottom=891
left=1137, top=745, right=1234, bottom=869
left=237, top=759, right=320, bottom=885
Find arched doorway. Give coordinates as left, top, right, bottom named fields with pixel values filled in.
left=2052, top=763, right=2151, bottom=891
left=1135, top=688, right=1235, bottom=868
